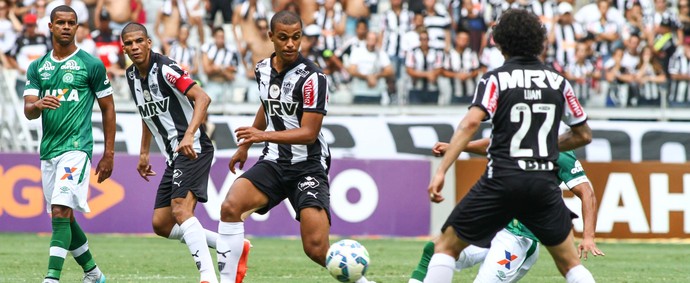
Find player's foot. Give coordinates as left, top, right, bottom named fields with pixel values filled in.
left=236, top=239, right=252, bottom=283
left=42, top=278, right=59, bottom=283
left=82, top=267, right=106, bottom=283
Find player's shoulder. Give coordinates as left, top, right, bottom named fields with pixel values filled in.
left=297, top=55, right=325, bottom=77
left=28, top=53, right=52, bottom=70
left=256, top=57, right=271, bottom=70
left=76, top=49, right=105, bottom=68
left=558, top=150, right=577, bottom=161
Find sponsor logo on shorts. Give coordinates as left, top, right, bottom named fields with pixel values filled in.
left=61, top=167, right=77, bottom=180
left=298, top=176, right=319, bottom=191
left=517, top=160, right=555, bottom=171
left=59, top=186, right=70, bottom=194
left=496, top=270, right=507, bottom=280
left=497, top=251, right=518, bottom=269
left=173, top=169, right=183, bottom=179
left=173, top=180, right=183, bottom=187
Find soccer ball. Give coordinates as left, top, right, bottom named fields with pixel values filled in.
left=326, top=239, right=370, bottom=282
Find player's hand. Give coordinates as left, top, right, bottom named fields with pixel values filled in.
left=95, top=154, right=114, bottom=183
left=578, top=238, right=605, bottom=260
left=137, top=156, right=156, bottom=182
left=36, top=95, right=61, bottom=110
left=229, top=148, right=248, bottom=174
left=428, top=172, right=446, bottom=203
left=235, top=126, right=265, bottom=147
left=175, top=133, right=198, bottom=160
left=432, top=142, right=449, bottom=157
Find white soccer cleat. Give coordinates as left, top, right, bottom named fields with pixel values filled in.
left=82, top=268, right=106, bottom=283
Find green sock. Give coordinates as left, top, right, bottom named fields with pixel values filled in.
left=410, top=241, right=435, bottom=281
left=69, top=220, right=97, bottom=272
left=47, top=218, right=72, bottom=279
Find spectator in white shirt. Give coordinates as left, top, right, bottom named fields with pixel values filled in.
left=347, top=31, right=393, bottom=104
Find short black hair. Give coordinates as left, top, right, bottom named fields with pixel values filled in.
left=492, top=9, right=546, bottom=57
left=212, top=26, right=225, bottom=35
left=270, top=10, right=302, bottom=32
left=50, top=5, right=77, bottom=23
left=121, top=22, right=149, bottom=39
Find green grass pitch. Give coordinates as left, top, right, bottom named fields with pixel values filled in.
left=1, top=233, right=688, bottom=282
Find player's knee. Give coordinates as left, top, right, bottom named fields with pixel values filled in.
left=170, top=205, right=194, bottom=224
left=151, top=219, right=172, bottom=237
left=50, top=205, right=72, bottom=218
left=220, top=199, right=243, bottom=221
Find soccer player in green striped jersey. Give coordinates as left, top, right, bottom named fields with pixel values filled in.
left=23, top=5, right=114, bottom=283
left=409, top=140, right=604, bottom=283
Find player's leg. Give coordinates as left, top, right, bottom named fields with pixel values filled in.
left=299, top=207, right=331, bottom=266
left=408, top=241, right=436, bottom=283
left=473, top=229, right=539, bottom=283
left=544, top=231, right=595, bottom=283
left=218, top=161, right=280, bottom=283
left=169, top=152, right=218, bottom=283
left=409, top=236, right=490, bottom=282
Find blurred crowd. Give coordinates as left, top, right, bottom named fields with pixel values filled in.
left=1, top=0, right=688, bottom=107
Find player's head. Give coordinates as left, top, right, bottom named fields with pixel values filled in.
left=492, top=9, right=546, bottom=58
left=121, top=22, right=152, bottom=67
left=269, top=11, right=302, bottom=63
left=49, top=5, right=78, bottom=46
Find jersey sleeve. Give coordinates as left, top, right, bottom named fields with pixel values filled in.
left=557, top=151, right=590, bottom=189
left=470, top=73, right=499, bottom=120
left=161, top=61, right=197, bottom=95
left=88, top=60, right=113, bottom=98
left=561, top=79, right=587, bottom=126
left=23, top=60, right=41, bottom=97
left=301, top=72, right=328, bottom=114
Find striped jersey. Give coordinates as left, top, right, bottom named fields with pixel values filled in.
left=168, top=41, right=197, bottom=71
left=381, top=7, right=412, bottom=59
left=24, top=48, right=113, bottom=160
left=126, top=51, right=212, bottom=165
left=472, top=56, right=587, bottom=176
left=669, top=48, right=690, bottom=104
left=253, top=53, right=330, bottom=169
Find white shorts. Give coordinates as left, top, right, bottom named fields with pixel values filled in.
left=41, top=151, right=92, bottom=213
left=456, top=229, right=540, bottom=282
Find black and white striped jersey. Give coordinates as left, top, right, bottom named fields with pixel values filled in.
left=168, top=42, right=196, bottom=71
left=381, top=7, right=412, bottom=59
left=127, top=51, right=212, bottom=165
left=471, top=56, right=587, bottom=176
left=253, top=53, right=330, bottom=169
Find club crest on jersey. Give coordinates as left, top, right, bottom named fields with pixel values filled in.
left=60, top=60, right=81, bottom=70
left=44, top=89, right=79, bottom=101
left=150, top=83, right=159, bottom=96
left=62, top=73, right=74, bottom=84
left=282, top=82, right=294, bottom=97
left=269, top=84, right=280, bottom=98
left=39, top=61, right=55, bottom=72
left=138, top=96, right=170, bottom=118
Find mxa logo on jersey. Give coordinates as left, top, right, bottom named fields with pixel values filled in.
left=497, top=251, right=518, bottom=269
left=61, top=167, right=77, bottom=180
left=298, top=176, right=320, bottom=191
left=303, top=78, right=316, bottom=106
left=137, top=97, right=170, bottom=118
left=44, top=89, right=79, bottom=101
left=497, top=69, right=564, bottom=91
left=262, top=99, right=298, bottom=116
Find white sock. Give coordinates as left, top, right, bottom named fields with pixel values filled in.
left=170, top=223, right=218, bottom=249
left=181, top=217, right=218, bottom=283
left=355, top=276, right=373, bottom=283
left=565, top=264, right=595, bottom=283
left=217, top=221, right=245, bottom=283
left=423, top=254, right=456, bottom=283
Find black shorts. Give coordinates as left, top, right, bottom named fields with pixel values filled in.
left=442, top=171, right=576, bottom=247
left=154, top=150, right=213, bottom=209
left=241, top=160, right=331, bottom=223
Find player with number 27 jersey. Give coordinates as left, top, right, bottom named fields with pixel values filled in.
left=472, top=57, right=588, bottom=174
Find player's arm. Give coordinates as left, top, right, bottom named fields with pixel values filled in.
left=428, top=106, right=486, bottom=203
left=96, top=95, right=116, bottom=183
left=239, top=111, right=324, bottom=146
left=570, top=181, right=605, bottom=259
left=137, top=120, right=156, bottom=181
left=178, top=84, right=211, bottom=160
left=558, top=123, right=592, bottom=151
left=23, top=62, right=60, bottom=119
left=432, top=138, right=489, bottom=157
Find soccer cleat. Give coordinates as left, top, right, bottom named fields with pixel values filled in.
left=42, top=278, right=59, bottom=283
left=235, top=239, right=252, bottom=283
left=82, top=268, right=106, bottom=283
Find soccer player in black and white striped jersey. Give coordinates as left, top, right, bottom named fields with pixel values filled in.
left=216, top=10, right=374, bottom=283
